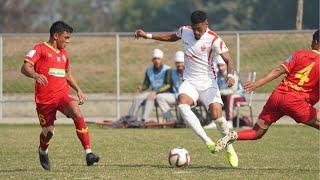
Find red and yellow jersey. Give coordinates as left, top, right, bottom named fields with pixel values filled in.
left=277, top=50, right=319, bottom=105
left=25, top=42, right=70, bottom=104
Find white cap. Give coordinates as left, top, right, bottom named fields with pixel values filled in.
left=215, top=56, right=226, bottom=65
left=173, top=51, right=184, bottom=63
left=152, top=48, right=164, bottom=58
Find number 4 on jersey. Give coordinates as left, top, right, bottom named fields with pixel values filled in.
left=295, top=62, right=315, bottom=85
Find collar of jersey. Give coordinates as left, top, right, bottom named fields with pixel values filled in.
left=44, top=42, right=61, bottom=54
left=198, top=28, right=209, bottom=40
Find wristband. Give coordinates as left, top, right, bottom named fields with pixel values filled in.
left=227, top=73, right=235, bottom=79
left=146, top=33, right=153, bottom=39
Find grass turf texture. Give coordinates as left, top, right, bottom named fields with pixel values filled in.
left=0, top=124, right=319, bottom=179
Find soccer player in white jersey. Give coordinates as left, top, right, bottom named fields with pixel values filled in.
left=134, top=10, right=238, bottom=167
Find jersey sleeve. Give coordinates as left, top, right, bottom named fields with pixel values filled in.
left=24, top=45, right=42, bottom=65
left=212, top=37, right=229, bottom=55
left=281, top=52, right=297, bottom=73
left=175, top=27, right=183, bottom=38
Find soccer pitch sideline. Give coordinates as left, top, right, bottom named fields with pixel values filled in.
left=0, top=125, right=318, bottom=179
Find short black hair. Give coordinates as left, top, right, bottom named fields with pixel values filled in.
left=190, top=10, right=207, bottom=24
left=313, top=30, right=319, bottom=42
left=49, top=21, right=73, bottom=37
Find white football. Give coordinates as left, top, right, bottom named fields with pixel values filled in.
left=168, top=147, right=190, bottom=168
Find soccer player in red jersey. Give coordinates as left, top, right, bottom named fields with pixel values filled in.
left=21, top=21, right=99, bottom=170
left=216, top=30, right=320, bottom=152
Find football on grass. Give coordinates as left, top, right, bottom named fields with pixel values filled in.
left=168, top=147, right=190, bottom=168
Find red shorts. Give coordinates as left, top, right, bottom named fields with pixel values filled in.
left=259, top=90, right=317, bottom=124
left=36, top=94, right=75, bottom=127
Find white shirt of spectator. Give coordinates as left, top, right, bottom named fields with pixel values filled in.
left=175, top=26, right=229, bottom=82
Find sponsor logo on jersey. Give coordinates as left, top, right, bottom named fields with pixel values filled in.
left=48, top=68, right=65, bottom=77
left=62, top=55, right=66, bottom=62
left=26, top=50, right=36, bottom=58
left=200, top=44, right=206, bottom=51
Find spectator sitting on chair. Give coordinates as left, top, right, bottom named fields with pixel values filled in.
left=156, top=51, right=184, bottom=122
left=128, top=48, right=171, bottom=122
left=217, top=56, right=246, bottom=127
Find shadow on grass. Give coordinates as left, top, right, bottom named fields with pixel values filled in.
left=88, top=163, right=319, bottom=172
left=0, top=169, right=28, bottom=173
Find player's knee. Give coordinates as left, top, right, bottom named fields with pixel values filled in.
left=316, top=111, right=320, bottom=122
left=72, top=109, right=83, bottom=120
left=42, top=126, right=55, bottom=140
left=209, top=104, right=222, bottom=120
left=305, top=111, right=320, bottom=130
left=156, top=94, right=164, bottom=102
left=210, top=113, right=220, bottom=120
left=178, top=94, right=194, bottom=106
left=314, top=112, right=320, bottom=129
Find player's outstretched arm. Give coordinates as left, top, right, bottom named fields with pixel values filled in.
left=135, top=29, right=180, bottom=42
left=21, top=62, right=48, bottom=85
left=66, top=70, right=86, bottom=105
left=244, top=65, right=286, bottom=92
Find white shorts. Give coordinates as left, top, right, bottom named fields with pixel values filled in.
left=178, top=80, right=223, bottom=109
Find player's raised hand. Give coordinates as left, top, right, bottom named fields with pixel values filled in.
left=243, top=82, right=257, bottom=92
left=77, top=90, right=86, bottom=105
left=134, top=29, right=147, bottom=39
left=226, top=76, right=235, bottom=88
left=34, top=73, right=48, bottom=86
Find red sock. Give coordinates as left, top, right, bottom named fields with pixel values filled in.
left=39, top=133, right=50, bottom=151
left=74, top=117, right=91, bottom=150
left=237, top=129, right=258, bottom=140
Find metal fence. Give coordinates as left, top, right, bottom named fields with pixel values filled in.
left=0, top=30, right=314, bottom=122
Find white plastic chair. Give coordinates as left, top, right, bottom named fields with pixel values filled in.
left=236, top=72, right=256, bottom=128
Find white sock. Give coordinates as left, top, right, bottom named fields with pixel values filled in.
left=215, top=117, right=233, bottom=150
left=178, top=104, right=213, bottom=143
left=39, top=148, right=48, bottom=155
left=85, top=149, right=92, bottom=155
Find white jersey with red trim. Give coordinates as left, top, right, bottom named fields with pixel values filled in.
left=176, top=26, right=229, bottom=83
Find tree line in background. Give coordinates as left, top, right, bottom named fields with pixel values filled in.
left=0, top=0, right=318, bottom=33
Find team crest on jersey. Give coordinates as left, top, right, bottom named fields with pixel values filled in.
left=200, top=44, right=206, bottom=51
left=62, top=55, right=66, bottom=62
left=26, top=50, right=36, bottom=58
left=48, top=53, right=52, bottom=58
left=57, top=57, right=61, bottom=62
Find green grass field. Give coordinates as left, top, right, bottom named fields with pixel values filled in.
left=0, top=124, right=319, bottom=179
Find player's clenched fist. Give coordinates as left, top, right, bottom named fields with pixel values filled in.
left=77, top=90, right=86, bottom=105
left=134, top=29, right=147, bottom=39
